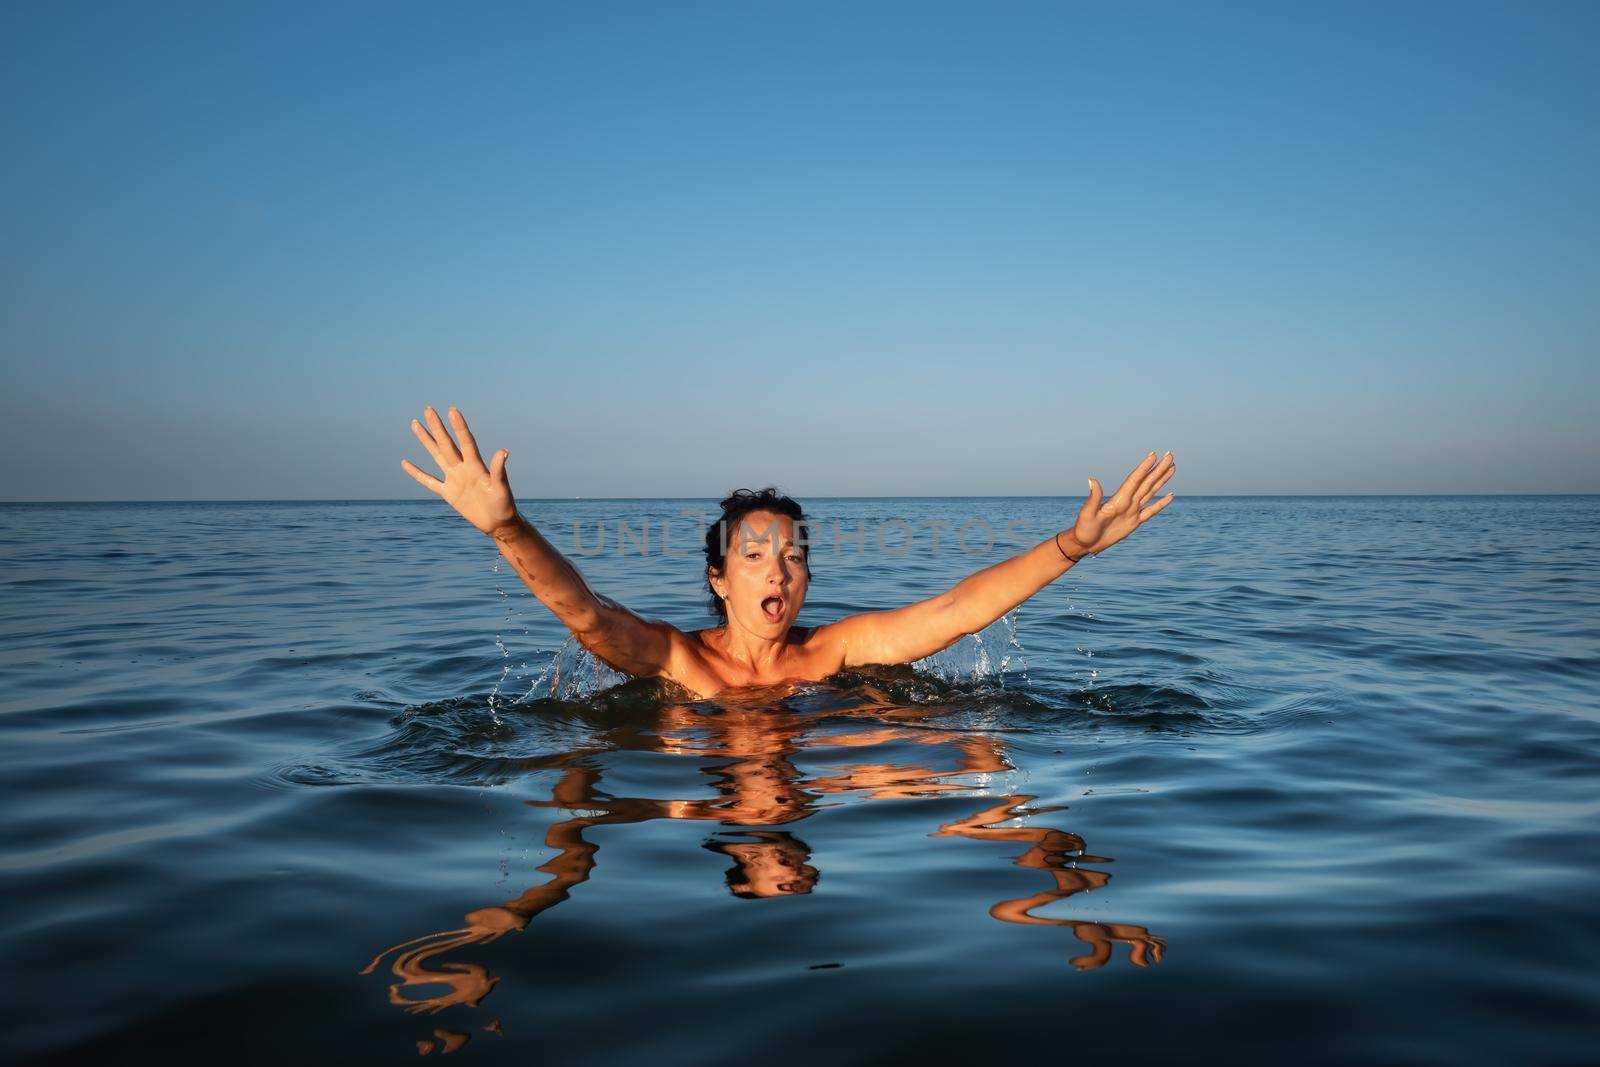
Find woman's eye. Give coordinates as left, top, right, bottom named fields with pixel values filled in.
left=746, top=552, right=761, bottom=560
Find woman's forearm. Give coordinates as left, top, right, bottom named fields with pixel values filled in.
left=940, top=533, right=1082, bottom=636
left=399, top=405, right=678, bottom=678
left=831, top=530, right=1086, bottom=668
left=490, top=513, right=607, bottom=631
left=491, top=513, right=678, bottom=678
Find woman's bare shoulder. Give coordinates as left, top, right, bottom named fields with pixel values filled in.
left=676, top=627, right=726, bottom=668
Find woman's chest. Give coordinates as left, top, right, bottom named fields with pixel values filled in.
left=676, top=636, right=843, bottom=699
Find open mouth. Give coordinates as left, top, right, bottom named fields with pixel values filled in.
left=760, top=595, right=785, bottom=623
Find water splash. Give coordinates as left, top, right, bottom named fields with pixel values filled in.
left=486, top=557, right=532, bottom=726
left=915, top=609, right=1028, bottom=688
left=1058, top=576, right=1099, bottom=688
left=515, top=635, right=630, bottom=704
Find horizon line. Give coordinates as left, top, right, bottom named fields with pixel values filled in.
left=3, top=492, right=1597, bottom=504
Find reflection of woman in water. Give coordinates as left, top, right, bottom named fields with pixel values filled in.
left=386, top=408, right=1173, bottom=1044
left=362, top=701, right=1166, bottom=1023
left=401, top=406, right=1175, bottom=701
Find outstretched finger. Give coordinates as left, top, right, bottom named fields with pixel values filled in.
left=488, top=448, right=508, bottom=485
left=1139, top=463, right=1176, bottom=506
left=1138, top=493, right=1176, bottom=522
left=1111, top=452, right=1158, bottom=510
left=401, top=458, right=444, bottom=494
left=1079, top=475, right=1104, bottom=521
left=448, top=408, right=482, bottom=466
left=1134, top=452, right=1173, bottom=503
left=424, top=406, right=463, bottom=464
left=411, top=418, right=449, bottom=468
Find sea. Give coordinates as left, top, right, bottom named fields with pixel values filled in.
left=2, top=495, right=1597, bottom=1065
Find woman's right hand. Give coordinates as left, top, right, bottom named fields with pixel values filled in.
left=401, top=406, right=518, bottom=536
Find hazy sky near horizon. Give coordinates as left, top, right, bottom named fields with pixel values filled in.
left=3, top=1, right=1596, bottom=500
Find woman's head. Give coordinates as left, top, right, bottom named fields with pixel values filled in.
left=704, top=487, right=810, bottom=633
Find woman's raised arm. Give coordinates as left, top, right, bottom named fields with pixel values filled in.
left=401, top=406, right=680, bottom=678
left=817, top=450, right=1176, bottom=669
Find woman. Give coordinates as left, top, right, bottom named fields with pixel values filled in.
left=402, top=406, right=1175, bottom=699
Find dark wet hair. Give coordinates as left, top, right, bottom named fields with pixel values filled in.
left=704, top=487, right=810, bottom=620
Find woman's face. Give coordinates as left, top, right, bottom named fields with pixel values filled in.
left=709, top=510, right=809, bottom=637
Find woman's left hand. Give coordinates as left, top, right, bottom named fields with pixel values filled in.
left=1062, top=451, right=1177, bottom=557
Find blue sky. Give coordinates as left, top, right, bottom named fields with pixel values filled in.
left=3, top=0, right=1596, bottom=499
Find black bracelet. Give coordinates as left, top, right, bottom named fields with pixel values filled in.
left=1055, top=532, right=1091, bottom=563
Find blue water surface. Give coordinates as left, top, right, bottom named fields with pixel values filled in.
left=1, top=496, right=1597, bottom=1065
